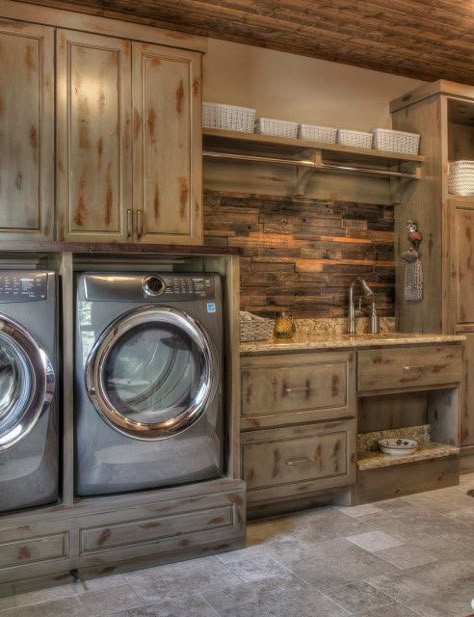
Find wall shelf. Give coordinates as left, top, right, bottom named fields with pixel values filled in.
left=203, top=128, right=424, bottom=201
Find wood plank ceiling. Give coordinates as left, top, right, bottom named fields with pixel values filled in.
left=20, top=0, right=474, bottom=84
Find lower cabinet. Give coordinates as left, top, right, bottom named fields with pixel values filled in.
left=0, top=482, right=246, bottom=590
left=240, top=350, right=357, bottom=512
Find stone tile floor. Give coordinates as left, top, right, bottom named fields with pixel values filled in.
left=1, top=474, right=474, bottom=617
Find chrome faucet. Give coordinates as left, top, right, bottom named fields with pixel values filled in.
left=347, top=278, right=379, bottom=335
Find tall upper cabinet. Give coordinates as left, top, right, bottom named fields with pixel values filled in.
left=0, top=1, right=205, bottom=245
left=390, top=80, right=474, bottom=469
left=0, top=21, right=54, bottom=239
left=57, top=31, right=202, bottom=244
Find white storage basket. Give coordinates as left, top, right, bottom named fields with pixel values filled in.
left=255, top=117, right=298, bottom=139
left=337, top=129, right=373, bottom=149
left=372, top=128, right=420, bottom=154
left=240, top=311, right=274, bottom=342
left=298, top=124, right=337, bottom=144
left=202, top=102, right=256, bottom=133
left=448, top=160, right=474, bottom=196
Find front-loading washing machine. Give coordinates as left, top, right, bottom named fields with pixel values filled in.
left=75, top=272, right=224, bottom=496
left=0, top=271, right=58, bottom=513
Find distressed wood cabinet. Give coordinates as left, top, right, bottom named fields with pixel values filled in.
left=57, top=31, right=202, bottom=244
left=132, top=43, right=202, bottom=244
left=0, top=21, right=54, bottom=239
left=391, top=81, right=474, bottom=469
left=56, top=29, right=132, bottom=242
left=240, top=350, right=356, bottom=514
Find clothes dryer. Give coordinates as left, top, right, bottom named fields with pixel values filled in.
left=75, top=272, right=224, bottom=496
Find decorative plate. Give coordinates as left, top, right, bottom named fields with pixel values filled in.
left=378, top=438, right=418, bottom=456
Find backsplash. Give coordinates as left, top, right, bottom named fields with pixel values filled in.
left=203, top=190, right=395, bottom=319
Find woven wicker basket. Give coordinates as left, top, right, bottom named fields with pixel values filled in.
left=337, top=129, right=373, bottom=149
left=298, top=124, right=337, bottom=144
left=255, top=117, right=299, bottom=139
left=202, top=102, right=256, bottom=133
left=448, top=160, right=474, bottom=196
left=240, top=311, right=274, bottom=342
left=372, top=128, right=420, bottom=154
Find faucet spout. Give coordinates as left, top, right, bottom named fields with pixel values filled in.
left=347, top=278, right=377, bottom=335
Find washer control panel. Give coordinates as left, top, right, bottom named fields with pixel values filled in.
left=0, top=273, right=48, bottom=302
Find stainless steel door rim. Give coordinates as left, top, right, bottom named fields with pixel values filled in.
left=85, top=305, right=219, bottom=440
left=0, top=315, right=55, bottom=452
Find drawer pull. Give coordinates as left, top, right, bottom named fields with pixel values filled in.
left=402, top=365, right=424, bottom=372
left=285, top=457, right=312, bottom=466
left=284, top=385, right=312, bottom=394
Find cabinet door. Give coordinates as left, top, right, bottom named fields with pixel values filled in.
left=132, top=43, right=202, bottom=244
left=56, top=30, right=132, bottom=242
left=450, top=200, right=474, bottom=447
left=0, top=22, right=54, bottom=239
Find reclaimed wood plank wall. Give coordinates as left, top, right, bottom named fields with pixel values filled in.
left=203, top=190, right=394, bottom=318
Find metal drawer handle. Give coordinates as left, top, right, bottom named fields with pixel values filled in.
left=286, top=457, right=312, bottom=466
left=136, top=210, right=143, bottom=240
left=126, top=209, right=132, bottom=239
left=284, top=385, right=312, bottom=394
left=402, top=365, right=425, bottom=372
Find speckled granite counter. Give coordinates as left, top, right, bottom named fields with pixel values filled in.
left=240, top=332, right=466, bottom=354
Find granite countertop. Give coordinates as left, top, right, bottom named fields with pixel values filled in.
left=240, top=332, right=466, bottom=354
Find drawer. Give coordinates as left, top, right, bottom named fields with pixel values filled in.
left=80, top=505, right=233, bottom=555
left=0, top=533, right=68, bottom=569
left=357, top=345, right=463, bottom=393
left=241, top=419, right=356, bottom=497
left=241, top=352, right=353, bottom=426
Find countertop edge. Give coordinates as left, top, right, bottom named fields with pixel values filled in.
left=240, top=334, right=466, bottom=355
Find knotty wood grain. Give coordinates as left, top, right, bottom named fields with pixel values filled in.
left=13, top=0, right=474, bottom=83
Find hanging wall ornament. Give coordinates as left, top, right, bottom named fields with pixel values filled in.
left=402, top=220, right=423, bottom=302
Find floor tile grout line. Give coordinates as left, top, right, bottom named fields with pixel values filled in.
left=196, top=592, right=225, bottom=617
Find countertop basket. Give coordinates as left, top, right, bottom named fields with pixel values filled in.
left=372, top=128, right=420, bottom=154
left=240, top=311, right=274, bottom=342
left=202, top=102, right=256, bottom=133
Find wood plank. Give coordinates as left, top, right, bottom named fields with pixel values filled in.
left=0, top=0, right=208, bottom=51
left=350, top=456, right=459, bottom=504
left=0, top=241, right=240, bottom=255
left=203, top=129, right=425, bottom=164
left=11, top=0, right=473, bottom=83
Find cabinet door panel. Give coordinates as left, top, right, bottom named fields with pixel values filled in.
left=0, top=22, right=54, bottom=239
left=453, top=204, right=474, bottom=327
left=57, top=29, right=132, bottom=241
left=132, top=43, right=202, bottom=244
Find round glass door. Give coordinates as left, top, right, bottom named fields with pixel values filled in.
left=86, top=306, right=219, bottom=440
left=0, top=315, right=55, bottom=452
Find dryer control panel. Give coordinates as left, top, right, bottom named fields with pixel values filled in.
left=83, top=273, right=217, bottom=303
left=0, top=273, right=48, bottom=302
left=158, top=276, right=215, bottom=300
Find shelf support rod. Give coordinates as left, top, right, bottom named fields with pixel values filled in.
left=203, top=150, right=419, bottom=180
